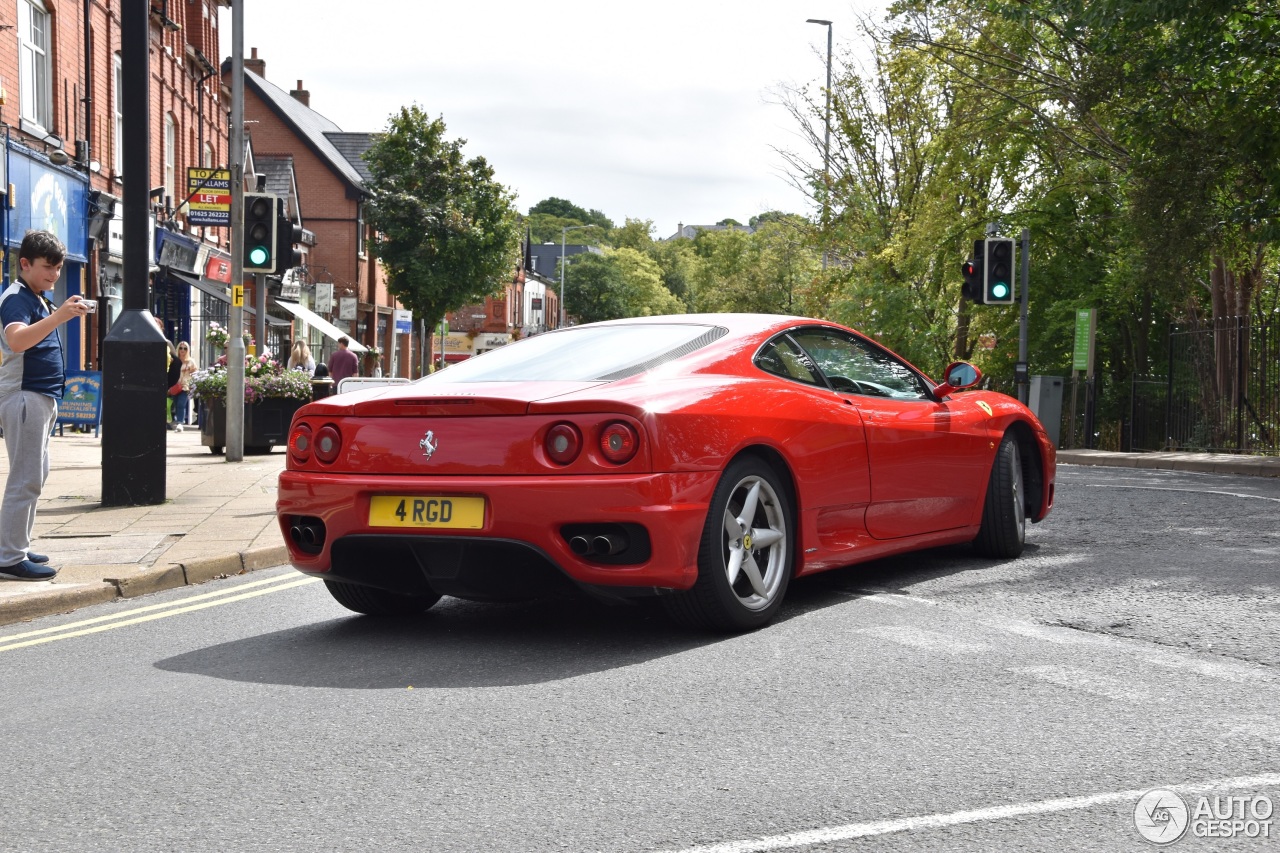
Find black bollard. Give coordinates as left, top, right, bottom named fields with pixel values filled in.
left=101, top=310, right=168, bottom=506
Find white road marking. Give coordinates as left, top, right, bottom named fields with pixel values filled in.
left=657, top=773, right=1280, bottom=853
left=1010, top=664, right=1150, bottom=702
left=1144, top=651, right=1274, bottom=685
left=0, top=574, right=319, bottom=653
left=1083, top=484, right=1280, bottom=502
left=855, top=625, right=988, bottom=654
left=1002, top=621, right=1102, bottom=645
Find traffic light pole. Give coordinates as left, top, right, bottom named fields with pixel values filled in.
left=255, top=272, right=266, bottom=357
left=1017, top=228, right=1030, bottom=404
left=226, top=0, right=246, bottom=462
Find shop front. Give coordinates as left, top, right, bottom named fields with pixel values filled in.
left=3, top=138, right=90, bottom=368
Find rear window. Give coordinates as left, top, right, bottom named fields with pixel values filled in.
left=425, top=324, right=726, bottom=382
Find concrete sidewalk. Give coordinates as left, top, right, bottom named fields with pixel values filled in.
left=1056, top=448, right=1280, bottom=478
left=0, top=429, right=287, bottom=627
left=1, top=433, right=1277, bottom=629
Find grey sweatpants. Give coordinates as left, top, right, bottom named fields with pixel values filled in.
left=0, top=391, right=57, bottom=566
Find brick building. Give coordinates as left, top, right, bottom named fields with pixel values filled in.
left=0, top=0, right=236, bottom=374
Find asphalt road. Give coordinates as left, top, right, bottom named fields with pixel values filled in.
left=2, top=463, right=1277, bottom=852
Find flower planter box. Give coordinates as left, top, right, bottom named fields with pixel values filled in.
left=200, top=397, right=305, bottom=455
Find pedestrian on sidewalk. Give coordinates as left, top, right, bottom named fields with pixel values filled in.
left=328, top=336, right=359, bottom=389
left=172, top=341, right=197, bottom=430
left=287, top=339, right=315, bottom=377
left=0, top=230, right=92, bottom=581
left=156, top=316, right=181, bottom=431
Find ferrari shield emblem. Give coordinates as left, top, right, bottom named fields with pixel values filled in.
left=977, top=401, right=993, bottom=417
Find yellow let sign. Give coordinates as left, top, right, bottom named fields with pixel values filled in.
left=232, top=285, right=244, bottom=306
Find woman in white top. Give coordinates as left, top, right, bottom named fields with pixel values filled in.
left=287, top=340, right=316, bottom=377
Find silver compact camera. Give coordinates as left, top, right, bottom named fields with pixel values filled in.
left=80, top=299, right=97, bottom=314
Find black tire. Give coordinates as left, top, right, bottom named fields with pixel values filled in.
left=324, top=579, right=441, bottom=616
left=973, top=434, right=1026, bottom=558
left=663, top=456, right=794, bottom=632
left=209, top=445, right=223, bottom=455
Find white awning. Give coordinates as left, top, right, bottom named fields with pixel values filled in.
left=273, top=300, right=368, bottom=353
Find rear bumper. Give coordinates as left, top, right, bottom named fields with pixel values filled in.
left=276, top=470, right=719, bottom=595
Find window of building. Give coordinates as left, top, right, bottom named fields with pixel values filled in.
left=204, top=142, right=214, bottom=169
left=164, top=114, right=176, bottom=207
left=113, top=54, right=124, bottom=176
left=18, top=0, right=52, bottom=131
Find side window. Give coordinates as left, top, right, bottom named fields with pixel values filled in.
left=791, top=329, right=930, bottom=400
left=755, top=337, right=823, bottom=386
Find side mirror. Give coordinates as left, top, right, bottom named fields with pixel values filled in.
left=933, top=361, right=982, bottom=398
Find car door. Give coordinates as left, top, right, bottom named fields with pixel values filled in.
left=789, top=329, right=990, bottom=539
left=754, top=334, right=871, bottom=513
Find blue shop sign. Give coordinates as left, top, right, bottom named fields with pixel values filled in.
left=7, top=145, right=89, bottom=262
left=58, top=370, right=103, bottom=434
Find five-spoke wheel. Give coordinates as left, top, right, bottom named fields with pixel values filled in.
left=665, top=456, right=794, bottom=631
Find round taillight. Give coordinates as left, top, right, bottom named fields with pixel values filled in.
left=289, top=423, right=313, bottom=463
left=314, top=424, right=342, bottom=464
left=599, top=422, right=639, bottom=464
left=545, top=423, right=582, bottom=465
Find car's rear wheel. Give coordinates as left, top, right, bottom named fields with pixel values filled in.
left=323, top=579, right=441, bottom=616
left=664, top=456, right=793, bottom=632
left=973, top=433, right=1026, bottom=558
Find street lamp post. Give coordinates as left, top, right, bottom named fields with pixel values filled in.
left=560, top=224, right=598, bottom=328
left=807, top=18, right=833, bottom=270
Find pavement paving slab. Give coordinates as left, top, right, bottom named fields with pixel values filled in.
left=0, top=429, right=288, bottom=626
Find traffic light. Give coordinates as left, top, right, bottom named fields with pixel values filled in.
left=983, top=237, right=1015, bottom=304
left=961, top=239, right=984, bottom=303
left=275, top=197, right=304, bottom=272
left=243, top=192, right=277, bottom=273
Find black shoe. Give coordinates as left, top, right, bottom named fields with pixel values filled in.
left=0, top=560, right=57, bottom=581
left=27, top=552, right=49, bottom=563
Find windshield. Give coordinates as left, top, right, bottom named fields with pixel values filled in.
left=425, top=324, right=725, bottom=382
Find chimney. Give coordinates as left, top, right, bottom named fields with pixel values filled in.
left=245, top=47, right=266, bottom=79
left=290, top=79, right=310, bottom=108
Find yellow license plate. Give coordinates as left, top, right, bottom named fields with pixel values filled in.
left=368, top=496, right=486, bottom=529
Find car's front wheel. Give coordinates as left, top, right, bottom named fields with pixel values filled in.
left=324, top=579, right=441, bottom=616
left=664, top=456, right=794, bottom=632
left=973, top=433, right=1026, bottom=558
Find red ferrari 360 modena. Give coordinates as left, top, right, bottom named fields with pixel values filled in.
left=277, top=314, right=1055, bottom=632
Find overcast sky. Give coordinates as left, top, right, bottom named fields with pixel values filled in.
left=223, top=1, right=884, bottom=240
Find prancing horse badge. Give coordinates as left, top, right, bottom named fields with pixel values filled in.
left=419, top=430, right=438, bottom=459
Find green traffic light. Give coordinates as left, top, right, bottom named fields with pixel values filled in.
left=248, top=245, right=270, bottom=266
left=991, top=282, right=1009, bottom=299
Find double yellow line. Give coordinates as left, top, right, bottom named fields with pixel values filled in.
left=0, top=572, right=319, bottom=653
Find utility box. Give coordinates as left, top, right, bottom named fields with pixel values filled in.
left=1029, top=375, right=1064, bottom=448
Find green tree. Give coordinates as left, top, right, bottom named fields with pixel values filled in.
left=527, top=198, right=613, bottom=243
left=560, top=249, right=682, bottom=324
left=608, top=218, right=656, bottom=251
left=363, top=106, right=520, bottom=347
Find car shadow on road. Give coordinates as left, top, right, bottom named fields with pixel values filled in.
left=154, top=545, right=1006, bottom=691
left=154, top=593, right=739, bottom=690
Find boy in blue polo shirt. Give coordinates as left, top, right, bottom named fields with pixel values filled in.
left=0, top=230, right=93, bottom=580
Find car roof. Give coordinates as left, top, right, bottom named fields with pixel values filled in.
left=577, top=313, right=827, bottom=337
